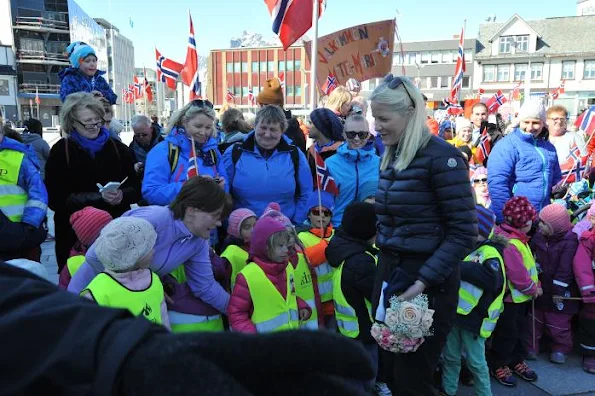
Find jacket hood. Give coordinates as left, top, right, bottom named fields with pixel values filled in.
left=249, top=216, right=287, bottom=262
left=20, top=133, right=43, bottom=144
left=512, top=127, right=547, bottom=143
left=336, top=142, right=377, bottom=163
left=221, top=131, right=247, bottom=144
left=59, top=67, right=106, bottom=78
left=487, top=233, right=509, bottom=251
left=166, top=126, right=218, bottom=152
left=326, top=228, right=377, bottom=268
left=0, top=137, right=40, bottom=168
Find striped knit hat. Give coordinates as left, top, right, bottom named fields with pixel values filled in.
left=69, top=207, right=113, bottom=247
left=476, top=205, right=496, bottom=240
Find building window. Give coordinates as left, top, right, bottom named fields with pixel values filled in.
left=440, top=76, right=449, bottom=88
left=431, top=52, right=441, bottom=64
left=286, top=60, right=294, bottom=71
left=462, top=76, right=470, bottom=88
left=251, top=61, right=259, bottom=72
left=406, top=52, right=418, bottom=65
left=499, top=36, right=514, bottom=53
left=483, top=65, right=496, bottom=82
left=515, top=35, right=529, bottom=52
left=253, top=87, right=260, bottom=95
left=464, top=49, right=472, bottom=61
left=233, top=86, right=241, bottom=95
left=514, top=63, right=528, bottom=81
left=430, top=76, right=439, bottom=88
left=584, top=60, right=595, bottom=79
left=287, top=85, right=293, bottom=95
left=531, top=63, right=543, bottom=81
left=442, top=51, right=453, bottom=63
left=497, top=65, right=510, bottom=82
left=295, top=86, right=302, bottom=96
left=562, top=61, right=575, bottom=80
left=233, top=62, right=241, bottom=73
left=259, top=61, right=267, bottom=71
left=267, top=61, right=274, bottom=71
left=278, top=60, right=285, bottom=71
left=242, top=87, right=249, bottom=96
left=421, top=52, right=431, bottom=64
left=241, top=62, right=248, bottom=72
left=0, top=80, right=8, bottom=96
left=294, top=60, right=301, bottom=71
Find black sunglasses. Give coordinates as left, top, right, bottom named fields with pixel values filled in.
left=473, top=178, right=488, bottom=184
left=190, top=99, right=214, bottom=109
left=383, top=74, right=416, bottom=108
left=345, top=131, right=369, bottom=140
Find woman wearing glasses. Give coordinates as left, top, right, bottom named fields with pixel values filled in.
left=546, top=105, right=586, bottom=165
left=325, top=114, right=380, bottom=226
left=45, top=92, right=140, bottom=271
left=369, top=75, right=477, bottom=394
left=472, top=167, right=491, bottom=209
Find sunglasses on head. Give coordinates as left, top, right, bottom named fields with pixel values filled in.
left=190, top=99, right=214, bottom=109
left=383, top=74, right=416, bottom=108
left=311, top=208, right=331, bottom=217
left=345, top=131, right=369, bottom=140
left=473, top=178, right=488, bottom=184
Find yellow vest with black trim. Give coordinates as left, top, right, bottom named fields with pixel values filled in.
left=220, top=245, right=249, bottom=290
left=332, top=251, right=377, bottom=338
left=241, top=262, right=299, bottom=333
left=82, top=272, right=164, bottom=325
left=66, top=255, right=86, bottom=277
left=508, top=238, right=539, bottom=303
left=0, top=150, right=27, bottom=222
left=298, top=231, right=335, bottom=303
left=294, top=252, right=318, bottom=330
left=457, top=244, right=507, bottom=338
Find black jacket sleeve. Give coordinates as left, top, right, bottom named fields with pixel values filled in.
left=0, top=212, right=46, bottom=259
left=419, top=154, right=477, bottom=286
left=344, top=252, right=377, bottom=301
left=460, top=258, right=503, bottom=293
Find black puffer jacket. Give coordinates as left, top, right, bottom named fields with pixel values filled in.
left=375, top=135, right=477, bottom=287
left=326, top=228, right=378, bottom=343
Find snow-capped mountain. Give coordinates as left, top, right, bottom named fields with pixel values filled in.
left=230, top=30, right=279, bottom=48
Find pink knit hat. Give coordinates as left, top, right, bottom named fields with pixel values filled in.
left=539, top=203, right=572, bottom=234
left=227, top=208, right=257, bottom=239
left=260, top=202, right=293, bottom=227
left=69, top=207, right=113, bottom=247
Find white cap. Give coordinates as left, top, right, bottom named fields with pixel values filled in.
left=456, top=117, right=473, bottom=133
left=95, top=217, right=157, bottom=272
left=5, top=259, right=49, bottom=281
left=517, top=99, right=546, bottom=123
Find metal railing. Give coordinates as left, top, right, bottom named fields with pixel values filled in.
left=14, top=15, right=69, bottom=32
left=17, top=49, right=68, bottom=63
left=19, top=83, right=60, bottom=94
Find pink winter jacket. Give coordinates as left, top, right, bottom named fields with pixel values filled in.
left=573, top=228, right=595, bottom=303
left=83, top=268, right=171, bottom=330
left=228, top=256, right=312, bottom=333
left=495, top=224, right=540, bottom=302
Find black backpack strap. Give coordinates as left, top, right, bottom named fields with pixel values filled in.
left=168, top=142, right=179, bottom=175
left=231, top=143, right=242, bottom=166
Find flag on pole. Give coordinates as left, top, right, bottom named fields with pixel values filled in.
left=449, top=26, right=465, bottom=102
left=486, top=90, right=507, bottom=113
left=474, top=126, right=492, bottom=164
left=321, top=72, right=337, bottom=95
left=187, top=139, right=199, bottom=179
left=133, top=76, right=143, bottom=99
left=247, top=88, right=256, bottom=106
left=35, top=86, right=40, bottom=105
left=394, top=18, right=406, bottom=76
left=264, top=0, right=326, bottom=50
left=180, top=12, right=202, bottom=100
left=315, top=150, right=339, bottom=196
left=551, top=80, right=565, bottom=100
left=156, top=48, right=184, bottom=90
left=578, top=105, right=595, bottom=136
left=509, top=81, right=522, bottom=101
left=127, top=84, right=135, bottom=103
left=226, top=89, right=236, bottom=102
left=561, top=143, right=589, bottom=183
left=442, top=97, right=464, bottom=116
left=143, top=67, right=154, bottom=102
left=278, top=71, right=285, bottom=90
left=477, top=87, right=485, bottom=97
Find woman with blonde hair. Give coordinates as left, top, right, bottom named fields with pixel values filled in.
left=218, top=107, right=251, bottom=153
left=142, top=99, right=228, bottom=206
left=370, top=74, right=477, bottom=394
left=325, top=86, right=352, bottom=120
left=45, top=92, right=140, bottom=271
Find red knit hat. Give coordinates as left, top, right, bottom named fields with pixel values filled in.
left=539, top=203, right=572, bottom=234
left=69, top=207, right=113, bottom=247
left=502, top=196, right=537, bottom=229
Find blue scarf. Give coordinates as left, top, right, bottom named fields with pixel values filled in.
left=70, top=128, right=110, bottom=158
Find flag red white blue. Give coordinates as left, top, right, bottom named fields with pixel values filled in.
left=486, top=90, right=507, bottom=113
left=247, top=88, right=256, bottom=106
left=133, top=76, right=143, bottom=99
left=315, top=150, right=338, bottom=196
left=181, top=12, right=201, bottom=100
left=226, top=89, right=236, bottom=102
left=442, top=97, right=463, bottom=116
left=551, top=79, right=565, bottom=100
left=474, top=126, right=492, bottom=164
left=156, top=47, right=184, bottom=90
left=321, top=72, right=337, bottom=95
left=187, top=141, right=199, bottom=179
left=561, top=142, right=589, bottom=183
left=264, top=0, right=325, bottom=50
left=449, top=27, right=465, bottom=102
left=509, top=81, right=522, bottom=101
left=578, top=105, right=595, bottom=136
left=143, top=67, right=154, bottom=102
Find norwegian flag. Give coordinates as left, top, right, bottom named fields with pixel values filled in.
left=265, top=0, right=326, bottom=50
left=561, top=142, right=589, bottom=183
left=551, top=80, right=565, bottom=100
left=314, top=150, right=338, bottom=196
left=156, top=47, right=184, bottom=90
left=321, top=72, right=337, bottom=95
left=180, top=12, right=201, bottom=100
left=226, top=89, right=236, bottom=102
left=247, top=88, right=256, bottom=106
left=577, top=105, right=595, bottom=136
left=486, top=90, right=507, bottom=113
left=133, top=76, right=143, bottom=99
left=278, top=71, right=285, bottom=90
left=477, top=87, right=485, bottom=96
left=187, top=140, right=199, bottom=179
left=125, top=84, right=134, bottom=103
left=509, top=81, right=522, bottom=101
left=143, top=67, right=154, bottom=102
left=474, top=126, right=492, bottom=164
left=442, top=97, right=464, bottom=116
left=449, top=26, right=466, bottom=102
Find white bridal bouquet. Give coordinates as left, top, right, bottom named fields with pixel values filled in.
left=371, top=294, right=434, bottom=353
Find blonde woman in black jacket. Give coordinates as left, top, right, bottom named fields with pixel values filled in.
left=370, top=74, right=477, bottom=395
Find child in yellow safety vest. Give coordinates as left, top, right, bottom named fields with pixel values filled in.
left=220, top=208, right=257, bottom=290
left=441, top=205, right=507, bottom=396
left=80, top=217, right=170, bottom=329
left=488, top=196, right=542, bottom=387
left=228, top=216, right=312, bottom=333
left=58, top=206, right=112, bottom=290
left=298, top=190, right=335, bottom=329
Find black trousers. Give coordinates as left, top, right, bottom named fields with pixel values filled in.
left=488, top=301, right=529, bottom=369
left=373, top=251, right=460, bottom=395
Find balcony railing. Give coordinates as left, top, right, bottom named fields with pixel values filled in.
left=14, top=15, right=69, bottom=33
left=17, top=49, right=69, bottom=64
left=19, top=83, right=60, bottom=94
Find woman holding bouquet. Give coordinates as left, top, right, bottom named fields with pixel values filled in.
left=369, top=74, right=477, bottom=395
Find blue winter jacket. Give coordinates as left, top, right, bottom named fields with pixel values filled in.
left=487, top=128, right=561, bottom=223
left=0, top=137, right=48, bottom=227
left=326, top=143, right=380, bottom=226
left=223, top=131, right=313, bottom=224
left=59, top=68, right=117, bottom=105
left=142, top=127, right=228, bottom=205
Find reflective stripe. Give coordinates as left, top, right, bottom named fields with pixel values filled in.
left=457, top=298, right=474, bottom=313
left=301, top=319, right=318, bottom=330
left=168, top=310, right=222, bottom=324
left=25, top=199, right=47, bottom=211
left=337, top=319, right=359, bottom=332
left=580, top=343, right=595, bottom=351
left=255, top=310, right=298, bottom=333
left=318, top=279, right=333, bottom=297
left=508, top=239, right=538, bottom=303
left=304, top=298, right=316, bottom=309
left=553, top=280, right=569, bottom=288
left=457, top=281, right=484, bottom=314
left=0, top=185, right=26, bottom=195
left=519, top=281, right=535, bottom=294
left=315, top=263, right=334, bottom=277
left=482, top=320, right=497, bottom=333
left=582, top=285, right=595, bottom=291
left=335, top=302, right=356, bottom=317
left=1, top=203, right=25, bottom=217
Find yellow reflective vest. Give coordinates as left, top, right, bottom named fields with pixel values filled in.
left=66, top=255, right=86, bottom=277
left=242, top=262, right=299, bottom=333
left=0, top=150, right=27, bottom=222
left=332, top=251, right=377, bottom=338
left=457, top=244, right=507, bottom=338
left=298, top=231, right=335, bottom=303
left=294, top=252, right=318, bottom=330
left=508, top=238, right=539, bottom=303
left=220, top=244, right=249, bottom=290
left=82, top=272, right=164, bottom=325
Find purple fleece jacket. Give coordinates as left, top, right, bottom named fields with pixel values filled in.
left=67, top=206, right=230, bottom=313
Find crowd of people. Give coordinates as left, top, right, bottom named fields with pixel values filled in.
left=1, top=40, right=595, bottom=396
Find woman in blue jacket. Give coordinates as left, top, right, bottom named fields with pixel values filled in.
left=223, top=105, right=312, bottom=224
left=487, top=100, right=561, bottom=223
left=142, top=100, right=228, bottom=206
left=326, top=114, right=380, bottom=226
